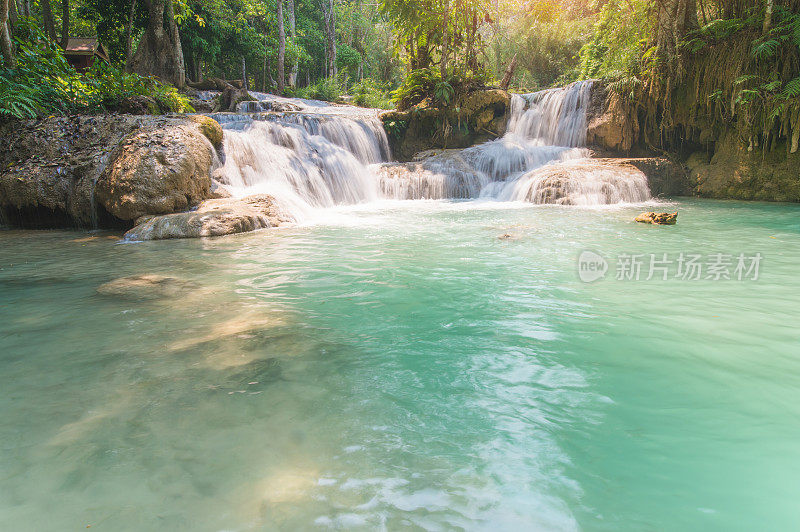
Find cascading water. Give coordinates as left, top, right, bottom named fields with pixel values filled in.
left=213, top=82, right=650, bottom=221
left=212, top=96, right=390, bottom=221
left=377, top=80, right=651, bottom=204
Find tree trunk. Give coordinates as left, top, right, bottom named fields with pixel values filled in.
left=41, top=0, right=55, bottom=41
left=655, top=0, right=698, bottom=67
left=1, top=0, right=13, bottom=67
left=763, top=0, right=773, bottom=34
left=440, top=0, right=449, bottom=79
left=59, top=0, right=68, bottom=49
left=8, top=0, right=16, bottom=27
left=124, top=0, right=137, bottom=68
left=288, top=0, right=297, bottom=87
left=241, top=57, right=248, bottom=91
left=322, top=0, right=336, bottom=78
left=277, top=0, right=285, bottom=94
left=500, top=53, right=517, bottom=90
left=128, top=0, right=185, bottom=88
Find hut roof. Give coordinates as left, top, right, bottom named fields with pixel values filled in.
left=64, top=38, right=110, bottom=62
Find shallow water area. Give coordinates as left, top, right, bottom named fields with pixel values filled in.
left=2, top=198, right=800, bottom=530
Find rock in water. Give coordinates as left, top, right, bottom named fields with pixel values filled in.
left=97, top=274, right=197, bottom=300
left=95, top=121, right=216, bottom=221
left=0, top=115, right=224, bottom=227
left=124, top=194, right=293, bottom=241
left=635, top=212, right=678, bottom=225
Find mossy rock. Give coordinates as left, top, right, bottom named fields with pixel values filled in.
left=689, top=130, right=800, bottom=202
left=379, top=89, right=511, bottom=161
left=115, top=95, right=161, bottom=115
left=188, top=115, right=224, bottom=148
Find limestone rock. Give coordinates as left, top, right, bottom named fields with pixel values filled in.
left=586, top=84, right=640, bottom=153
left=116, top=95, right=160, bottom=115
left=635, top=212, right=678, bottom=225
left=613, top=157, right=691, bottom=197
left=123, top=194, right=293, bottom=241
left=218, top=86, right=256, bottom=112
left=0, top=116, right=222, bottom=228
left=380, top=89, right=511, bottom=161
left=94, top=121, right=216, bottom=221
left=688, top=130, right=800, bottom=202
left=187, top=115, right=224, bottom=147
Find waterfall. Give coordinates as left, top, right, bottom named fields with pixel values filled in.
left=214, top=82, right=649, bottom=218
left=378, top=80, right=650, bottom=204
left=497, top=160, right=651, bottom=205
left=506, top=82, right=593, bottom=146
left=214, top=98, right=390, bottom=220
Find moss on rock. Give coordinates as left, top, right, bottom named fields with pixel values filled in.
left=688, top=130, right=800, bottom=202
left=380, top=89, right=510, bottom=161
left=188, top=115, right=224, bottom=148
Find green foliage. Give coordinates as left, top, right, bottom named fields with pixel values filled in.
left=350, top=78, right=393, bottom=109
left=336, top=43, right=362, bottom=70
left=302, top=76, right=344, bottom=102
left=433, top=81, right=454, bottom=105
left=0, top=28, right=191, bottom=120
left=391, top=67, right=441, bottom=109
left=380, top=0, right=491, bottom=95
left=486, top=2, right=593, bottom=90
left=383, top=119, right=408, bottom=140
left=579, top=0, right=649, bottom=80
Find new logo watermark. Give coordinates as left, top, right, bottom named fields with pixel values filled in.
left=577, top=251, right=762, bottom=282
left=577, top=250, right=608, bottom=283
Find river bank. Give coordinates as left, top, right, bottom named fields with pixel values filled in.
left=1, top=84, right=795, bottom=238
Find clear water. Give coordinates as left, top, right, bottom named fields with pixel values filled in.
left=2, top=198, right=800, bottom=531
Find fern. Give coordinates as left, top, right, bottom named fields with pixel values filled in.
left=781, top=77, right=800, bottom=99
left=752, top=38, right=782, bottom=60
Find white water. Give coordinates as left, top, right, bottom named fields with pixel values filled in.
left=213, top=83, right=651, bottom=221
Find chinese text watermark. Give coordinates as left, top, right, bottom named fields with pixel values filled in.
left=578, top=251, right=762, bottom=283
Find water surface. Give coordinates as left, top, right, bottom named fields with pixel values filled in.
left=1, top=199, right=799, bottom=530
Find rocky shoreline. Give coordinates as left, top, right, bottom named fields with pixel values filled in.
left=0, top=115, right=225, bottom=229
left=1, top=84, right=795, bottom=239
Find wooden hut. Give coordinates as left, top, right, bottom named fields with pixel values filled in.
left=63, top=38, right=110, bottom=71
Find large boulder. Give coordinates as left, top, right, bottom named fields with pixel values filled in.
left=380, top=89, right=511, bottom=161
left=586, top=83, right=640, bottom=153
left=0, top=115, right=143, bottom=227
left=0, top=111, right=233, bottom=234
left=124, top=194, right=293, bottom=241
left=94, top=121, right=218, bottom=221
left=0, top=115, right=225, bottom=228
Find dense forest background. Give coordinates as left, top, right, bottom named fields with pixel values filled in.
left=1, top=0, right=799, bottom=158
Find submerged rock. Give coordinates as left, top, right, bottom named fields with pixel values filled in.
left=124, top=194, right=293, bottom=241
left=97, top=274, right=197, bottom=300
left=635, top=212, right=678, bottom=225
